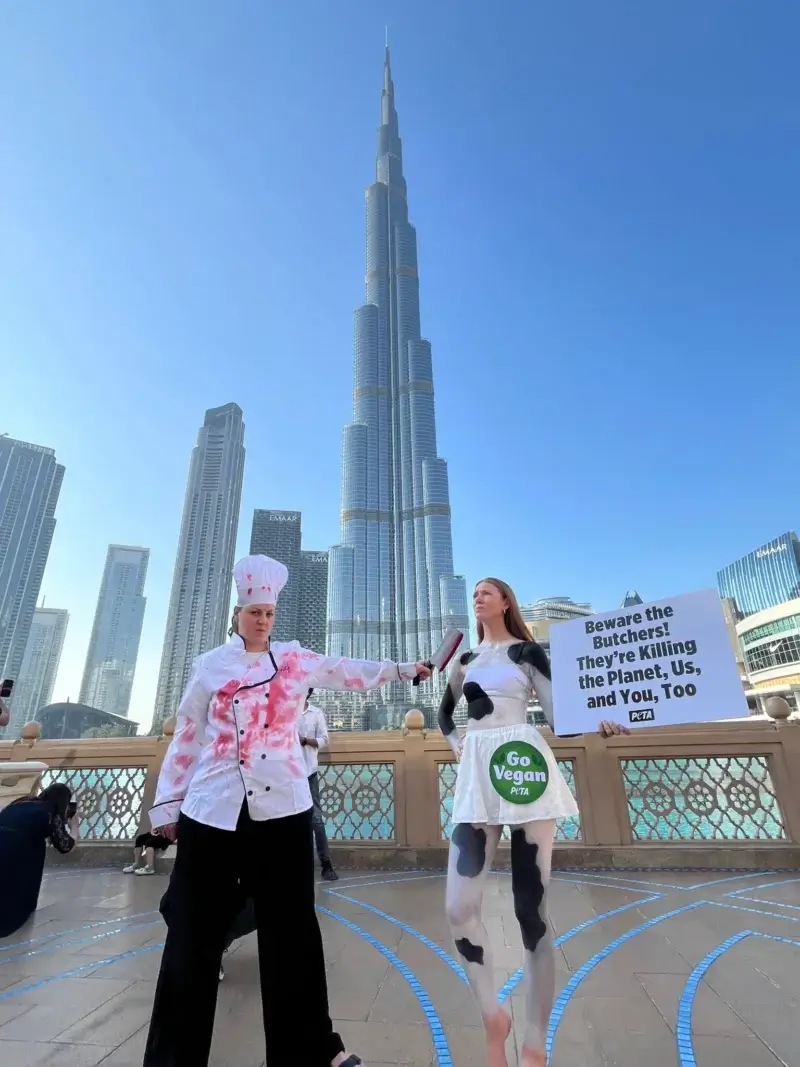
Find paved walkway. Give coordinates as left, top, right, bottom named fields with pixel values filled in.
left=0, top=867, right=798, bottom=1066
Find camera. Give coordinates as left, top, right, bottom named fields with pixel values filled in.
left=66, top=802, right=77, bottom=820
left=0, top=679, right=13, bottom=698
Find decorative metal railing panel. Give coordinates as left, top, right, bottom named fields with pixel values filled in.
left=620, top=755, right=786, bottom=840
left=40, top=766, right=147, bottom=841
left=437, top=759, right=583, bottom=842
left=319, top=762, right=396, bottom=840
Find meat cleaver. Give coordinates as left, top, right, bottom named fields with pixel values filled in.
left=412, top=625, right=464, bottom=686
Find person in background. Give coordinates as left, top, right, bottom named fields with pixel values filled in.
left=0, top=676, right=12, bottom=727
left=299, top=689, right=337, bottom=882
left=0, top=783, right=78, bottom=937
left=123, top=830, right=173, bottom=876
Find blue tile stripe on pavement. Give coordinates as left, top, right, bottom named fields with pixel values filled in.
left=542, top=900, right=708, bottom=1058
left=676, top=930, right=800, bottom=1067
left=0, top=919, right=163, bottom=965
left=498, top=893, right=663, bottom=1003
left=0, top=943, right=165, bottom=1001
left=317, top=904, right=453, bottom=1067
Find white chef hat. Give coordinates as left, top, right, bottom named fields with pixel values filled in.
left=233, top=555, right=288, bottom=607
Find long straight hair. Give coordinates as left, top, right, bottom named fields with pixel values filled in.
left=475, top=577, right=531, bottom=644
left=10, top=782, right=72, bottom=819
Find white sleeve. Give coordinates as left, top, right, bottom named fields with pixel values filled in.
left=149, top=659, right=210, bottom=829
left=300, top=648, right=416, bottom=690
left=316, top=710, right=330, bottom=750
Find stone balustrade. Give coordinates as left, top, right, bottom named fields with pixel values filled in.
left=2, top=703, right=800, bottom=869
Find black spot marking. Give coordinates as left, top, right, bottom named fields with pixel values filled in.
left=437, top=683, right=458, bottom=736
left=464, top=681, right=493, bottom=721
left=452, top=823, right=487, bottom=878
left=508, top=641, right=551, bottom=681
left=455, top=937, right=485, bottom=965
left=510, top=829, right=547, bottom=952
left=459, top=650, right=478, bottom=666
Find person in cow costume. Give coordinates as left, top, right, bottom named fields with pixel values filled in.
left=142, top=554, right=432, bottom=1067
left=438, top=578, right=628, bottom=1067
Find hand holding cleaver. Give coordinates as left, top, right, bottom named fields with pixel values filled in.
left=412, top=626, right=464, bottom=686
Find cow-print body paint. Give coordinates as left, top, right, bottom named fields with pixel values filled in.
left=510, top=830, right=547, bottom=952
left=446, top=819, right=556, bottom=1059
left=507, top=641, right=551, bottom=680
left=463, top=681, right=494, bottom=721
left=437, top=683, right=458, bottom=737
left=455, top=937, right=484, bottom=965
left=452, top=823, right=486, bottom=878
left=445, top=822, right=502, bottom=1020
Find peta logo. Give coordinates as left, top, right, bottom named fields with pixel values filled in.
left=628, top=708, right=655, bottom=723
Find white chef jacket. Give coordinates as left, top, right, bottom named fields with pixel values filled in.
left=298, top=704, right=329, bottom=776
left=150, top=635, right=416, bottom=832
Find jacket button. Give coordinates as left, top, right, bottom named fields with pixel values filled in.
left=240, top=759, right=245, bottom=765
left=234, top=699, right=239, bottom=704
left=265, top=786, right=271, bottom=792
left=239, top=729, right=244, bottom=736
left=261, top=754, right=266, bottom=760
left=247, top=790, right=253, bottom=797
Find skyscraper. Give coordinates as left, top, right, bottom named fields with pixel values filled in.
left=718, top=532, right=800, bottom=617
left=249, top=510, right=302, bottom=643
left=152, top=403, right=245, bottom=731
left=79, top=545, right=149, bottom=718
left=297, top=551, right=329, bottom=654
left=327, top=48, right=469, bottom=710
left=8, top=607, right=69, bottom=735
left=0, top=436, right=64, bottom=708
left=249, top=511, right=329, bottom=652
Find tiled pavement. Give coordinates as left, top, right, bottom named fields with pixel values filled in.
left=1, top=867, right=798, bottom=1066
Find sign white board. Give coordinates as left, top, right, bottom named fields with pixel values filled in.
left=551, top=589, right=748, bottom=733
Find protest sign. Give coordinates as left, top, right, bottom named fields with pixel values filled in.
left=550, top=589, right=748, bottom=733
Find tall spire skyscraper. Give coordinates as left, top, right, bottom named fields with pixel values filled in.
left=327, top=49, right=469, bottom=713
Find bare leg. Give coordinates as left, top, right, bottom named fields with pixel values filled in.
left=145, top=846, right=156, bottom=869
left=445, top=823, right=509, bottom=1067
left=511, top=820, right=556, bottom=1067
left=123, top=847, right=143, bottom=873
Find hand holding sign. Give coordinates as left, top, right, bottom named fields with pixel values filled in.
left=597, top=720, right=631, bottom=737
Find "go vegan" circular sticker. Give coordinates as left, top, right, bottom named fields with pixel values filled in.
left=489, top=741, right=549, bottom=805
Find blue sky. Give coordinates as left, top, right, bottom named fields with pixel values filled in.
left=2, top=1, right=798, bottom=729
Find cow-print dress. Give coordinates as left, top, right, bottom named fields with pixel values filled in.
left=439, top=639, right=579, bottom=827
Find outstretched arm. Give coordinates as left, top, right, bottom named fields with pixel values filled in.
left=438, top=655, right=466, bottom=756
left=302, top=649, right=422, bottom=691
left=48, top=813, right=76, bottom=854
left=149, top=661, right=210, bottom=830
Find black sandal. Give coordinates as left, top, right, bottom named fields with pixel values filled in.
left=339, top=1058, right=362, bottom=1067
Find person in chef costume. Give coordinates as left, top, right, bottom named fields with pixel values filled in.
left=142, top=554, right=432, bottom=1067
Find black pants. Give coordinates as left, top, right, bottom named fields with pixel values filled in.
left=308, top=772, right=332, bottom=865
left=143, top=805, right=343, bottom=1067
left=159, top=883, right=256, bottom=951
